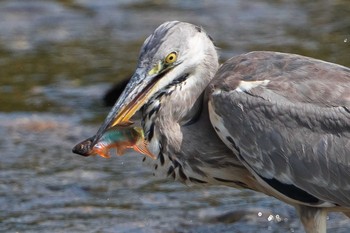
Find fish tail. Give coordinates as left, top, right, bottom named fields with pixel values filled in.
left=134, top=140, right=156, bottom=159
left=134, top=127, right=145, bottom=138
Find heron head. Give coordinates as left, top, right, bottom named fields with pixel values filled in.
left=93, top=21, right=217, bottom=144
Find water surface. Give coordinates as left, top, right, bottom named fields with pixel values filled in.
left=1, top=0, right=350, bottom=232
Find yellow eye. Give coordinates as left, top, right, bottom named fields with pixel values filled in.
left=164, top=52, right=177, bottom=64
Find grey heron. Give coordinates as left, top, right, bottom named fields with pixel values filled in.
left=73, top=21, right=350, bottom=233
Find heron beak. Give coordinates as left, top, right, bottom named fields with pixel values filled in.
left=93, top=63, right=165, bottom=145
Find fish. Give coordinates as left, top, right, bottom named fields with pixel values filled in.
left=72, top=124, right=156, bottom=159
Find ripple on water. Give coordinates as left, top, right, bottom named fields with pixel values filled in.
left=1, top=0, right=350, bottom=232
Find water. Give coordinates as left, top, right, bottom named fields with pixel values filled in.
left=1, top=0, right=350, bottom=232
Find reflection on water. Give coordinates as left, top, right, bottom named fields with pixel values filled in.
left=0, top=0, right=349, bottom=232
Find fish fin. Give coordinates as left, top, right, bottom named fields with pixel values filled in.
left=92, top=147, right=110, bottom=159
left=97, top=151, right=110, bottom=159
left=134, top=140, right=156, bottom=159
left=116, top=147, right=126, bottom=156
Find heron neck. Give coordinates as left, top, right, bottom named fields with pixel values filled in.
left=142, top=82, right=258, bottom=189
left=163, top=52, right=219, bottom=123
left=140, top=54, right=261, bottom=190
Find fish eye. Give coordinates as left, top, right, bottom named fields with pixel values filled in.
left=164, top=52, right=177, bottom=65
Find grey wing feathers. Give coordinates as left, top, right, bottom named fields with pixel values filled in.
left=209, top=51, right=350, bottom=206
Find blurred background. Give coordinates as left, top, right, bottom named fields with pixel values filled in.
left=0, top=0, right=349, bottom=232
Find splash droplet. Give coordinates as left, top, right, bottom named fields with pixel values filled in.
left=275, top=214, right=282, bottom=222
left=345, top=38, right=348, bottom=43
left=267, top=214, right=274, bottom=221
left=257, top=211, right=262, bottom=217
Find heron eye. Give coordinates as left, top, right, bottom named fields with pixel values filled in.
left=164, top=52, right=177, bottom=65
